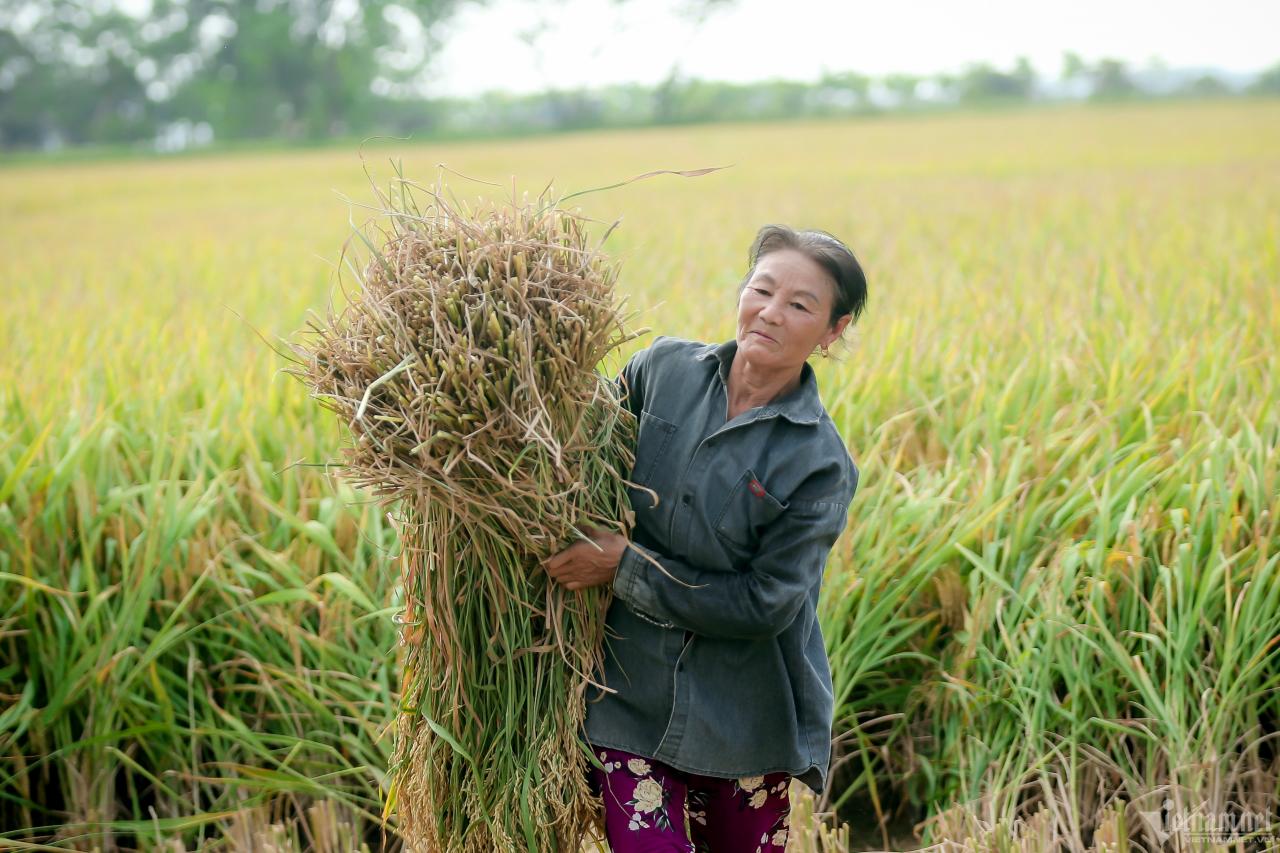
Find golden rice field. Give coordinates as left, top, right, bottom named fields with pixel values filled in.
left=2, top=99, right=1278, bottom=851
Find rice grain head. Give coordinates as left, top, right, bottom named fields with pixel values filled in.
left=288, top=166, right=646, bottom=852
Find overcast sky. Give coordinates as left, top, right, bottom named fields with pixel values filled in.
left=426, top=0, right=1278, bottom=98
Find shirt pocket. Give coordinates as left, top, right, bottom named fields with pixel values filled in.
left=713, top=467, right=790, bottom=558
left=628, top=410, right=679, bottom=508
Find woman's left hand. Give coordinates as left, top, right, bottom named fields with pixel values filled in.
left=542, top=525, right=627, bottom=591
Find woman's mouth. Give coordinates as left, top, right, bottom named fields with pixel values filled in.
left=751, top=331, right=776, bottom=343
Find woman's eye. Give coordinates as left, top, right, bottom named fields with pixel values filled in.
left=792, top=303, right=808, bottom=311
left=753, top=287, right=770, bottom=296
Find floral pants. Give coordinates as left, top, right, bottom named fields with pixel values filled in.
left=587, top=745, right=792, bottom=852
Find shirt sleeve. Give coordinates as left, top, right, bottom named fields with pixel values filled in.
left=611, top=343, right=650, bottom=419
left=612, top=494, right=853, bottom=640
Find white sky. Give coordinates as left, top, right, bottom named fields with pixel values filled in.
left=427, top=0, right=1279, bottom=97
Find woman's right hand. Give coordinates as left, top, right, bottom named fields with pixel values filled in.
left=542, top=525, right=627, bottom=591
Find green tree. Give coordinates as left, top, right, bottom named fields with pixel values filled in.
left=1090, top=58, right=1140, bottom=100
left=153, top=0, right=491, bottom=141
left=1180, top=74, right=1230, bottom=97
left=0, top=4, right=154, bottom=147
left=0, top=0, right=739, bottom=149
left=816, top=70, right=872, bottom=112
left=0, top=0, right=492, bottom=145
left=1247, top=61, right=1280, bottom=95
left=883, top=73, right=921, bottom=107
left=955, top=60, right=1034, bottom=102
left=1061, top=51, right=1086, bottom=83
left=644, top=0, right=735, bottom=123
left=930, top=71, right=959, bottom=103
left=1012, top=56, right=1037, bottom=98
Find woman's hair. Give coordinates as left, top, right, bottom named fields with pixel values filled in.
left=738, top=224, right=868, bottom=342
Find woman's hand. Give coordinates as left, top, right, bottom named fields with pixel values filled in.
left=542, top=525, right=627, bottom=591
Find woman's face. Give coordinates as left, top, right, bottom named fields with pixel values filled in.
left=735, top=248, right=849, bottom=371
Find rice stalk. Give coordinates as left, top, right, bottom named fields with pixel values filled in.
left=286, top=163, right=648, bottom=852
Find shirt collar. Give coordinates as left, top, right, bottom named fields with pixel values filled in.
left=694, top=337, right=825, bottom=425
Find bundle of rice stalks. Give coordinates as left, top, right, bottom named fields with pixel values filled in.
left=285, top=164, right=653, bottom=852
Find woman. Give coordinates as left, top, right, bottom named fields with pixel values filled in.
left=544, top=224, right=867, bottom=852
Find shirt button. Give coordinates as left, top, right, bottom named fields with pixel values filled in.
left=681, top=494, right=692, bottom=505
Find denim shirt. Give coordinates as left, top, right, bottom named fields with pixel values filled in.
left=581, top=335, right=860, bottom=796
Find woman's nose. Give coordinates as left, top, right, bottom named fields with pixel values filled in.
left=758, top=299, right=783, bottom=323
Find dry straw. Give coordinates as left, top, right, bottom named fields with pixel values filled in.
left=286, top=157, right=724, bottom=851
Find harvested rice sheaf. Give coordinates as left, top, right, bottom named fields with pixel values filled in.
left=287, top=169, right=648, bottom=852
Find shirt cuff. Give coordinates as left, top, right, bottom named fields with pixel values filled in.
left=613, top=541, right=672, bottom=628
left=613, top=541, right=647, bottom=604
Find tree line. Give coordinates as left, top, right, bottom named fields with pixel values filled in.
left=1, top=0, right=1277, bottom=153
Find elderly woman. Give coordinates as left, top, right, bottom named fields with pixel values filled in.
left=544, top=224, right=866, bottom=852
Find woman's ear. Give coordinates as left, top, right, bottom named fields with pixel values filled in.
left=825, top=313, right=853, bottom=346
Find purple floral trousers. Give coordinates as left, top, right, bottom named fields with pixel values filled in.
left=587, top=745, right=792, bottom=852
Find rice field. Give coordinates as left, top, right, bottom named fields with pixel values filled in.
left=1, top=98, right=1278, bottom=850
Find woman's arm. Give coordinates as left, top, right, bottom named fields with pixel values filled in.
left=613, top=339, right=655, bottom=419
left=542, top=340, right=658, bottom=590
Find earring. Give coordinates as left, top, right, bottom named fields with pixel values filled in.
left=820, top=346, right=829, bottom=358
